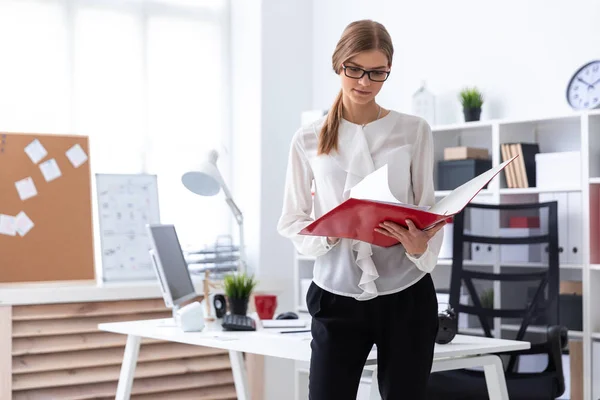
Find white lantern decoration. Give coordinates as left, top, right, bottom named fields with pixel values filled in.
left=412, top=81, right=436, bottom=125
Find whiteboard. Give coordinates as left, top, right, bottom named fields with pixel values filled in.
left=96, top=174, right=161, bottom=282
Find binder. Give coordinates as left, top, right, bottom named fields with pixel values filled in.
left=300, top=155, right=518, bottom=247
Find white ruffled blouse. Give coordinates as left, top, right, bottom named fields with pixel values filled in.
left=277, top=110, right=444, bottom=301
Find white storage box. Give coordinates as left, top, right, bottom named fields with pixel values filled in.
left=500, top=227, right=541, bottom=263
left=535, top=151, right=581, bottom=190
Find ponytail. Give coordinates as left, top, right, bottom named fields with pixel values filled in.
left=318, top=90, right=344, bottom=155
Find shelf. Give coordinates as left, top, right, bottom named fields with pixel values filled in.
left=590, top=178, right=600, bottom=184
left=499, top=187, right=581, bottom=195
left=431, top=120, right=494, bottom=133
left=435, top=187, right=581, bottom=197
left=437, top=259, right=581, bottom=269
left=593, top=333, right=600, bottom=340
left=435, top=189, right=492, bottom=197
left=437, top=259, right=493, bottom=267
left=591, top=264, right=600, bottom=271
left=295, top=254, right=316, bottom=261
left=430, top=109, right=600, bottom=134
left=501, top=324, right=583, bottom=338
left=501, top=262, right=582, bottom=270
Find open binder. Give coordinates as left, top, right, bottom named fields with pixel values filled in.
left=300, top=155, right=518, bottom=247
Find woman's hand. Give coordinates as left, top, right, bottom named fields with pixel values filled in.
left=375, top=219, right=446, bottom=256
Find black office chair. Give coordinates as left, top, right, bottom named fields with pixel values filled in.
left=428, top=201, right=568, bottom=400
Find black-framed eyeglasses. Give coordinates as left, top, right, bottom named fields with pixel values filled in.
left=342, top=64, right=390, bottom=82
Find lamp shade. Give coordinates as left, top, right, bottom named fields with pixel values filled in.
left=181, top=150, right=224, bottom=196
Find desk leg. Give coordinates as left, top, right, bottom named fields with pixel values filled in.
left=432, top=355, right=508, bottom=400
left=368, top=367, right=380, bottom=400
left=229, top=350, right=250, bottom=400
left=482, top=356, right=509, bottom=400
left=115, top=335, right=141, bottom=400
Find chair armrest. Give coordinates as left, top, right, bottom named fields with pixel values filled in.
left=545, top=325, right=568, bottom=397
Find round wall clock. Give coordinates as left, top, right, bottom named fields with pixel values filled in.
left=566, top=60, right=600, bottom=110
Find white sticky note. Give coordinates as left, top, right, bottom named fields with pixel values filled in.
left=0, top=214, right=17, bottom=236
left=15, top=211, right=34, bottom=236
left=66, top=144, right=88, bottom=168
left=15, top=177, right=38, bottom=201
left=39, top=158, right=62, bottom=182
left=24, top=139, right=47, bottom=164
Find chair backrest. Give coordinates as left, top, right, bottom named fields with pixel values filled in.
left=449, top=201, right=560, bottom=346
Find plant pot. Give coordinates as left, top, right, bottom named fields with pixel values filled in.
left=228, top=297, right=249, bottom=316
left=463, top=107, right=481, bottom=122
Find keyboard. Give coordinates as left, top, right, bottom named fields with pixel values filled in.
left=221, top=314, right=256, bottom=331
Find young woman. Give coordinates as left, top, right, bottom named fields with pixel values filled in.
left=277, top=19, right=446, bottom=399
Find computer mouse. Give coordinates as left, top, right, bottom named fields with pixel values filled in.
left=275, top=311, right=298, bottom=320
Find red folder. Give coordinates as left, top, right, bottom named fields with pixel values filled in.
left=300, top=155, right=518, bottom=248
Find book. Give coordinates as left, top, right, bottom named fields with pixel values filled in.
left=501, top=142, right=539, bottom=188
left=299, top=154, right=518, bottom=248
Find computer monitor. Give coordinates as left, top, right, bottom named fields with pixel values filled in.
left=146, top=224, right=197, bottom=312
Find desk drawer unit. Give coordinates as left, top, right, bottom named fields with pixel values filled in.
left=1, top=298, right=236, bottom=399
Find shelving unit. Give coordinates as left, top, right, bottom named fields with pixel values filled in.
left=293, top=109, right=600, bottom=400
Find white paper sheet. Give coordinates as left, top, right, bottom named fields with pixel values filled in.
left=0, top=214, right=17, bottom=236
left=15, top=211, right=34, bottom=236
left=24, top=139, right=47, bottom=164
left=39, top=158, right=62, bottom=182
left=349, top=164, right=429, bottom=210
left=66, top=144, right=88, bottom=168
left=15, top=177, right=38, bottom=201
left=349, top=164, right=400, bottom=204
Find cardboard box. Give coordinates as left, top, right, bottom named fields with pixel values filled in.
left=444, top=146, right=489, bottom=161
left=570, top=340, right=583, bottom=400
left=559, top=281, right=583, bottom=331
left=560, top=281, right=583, bottom=295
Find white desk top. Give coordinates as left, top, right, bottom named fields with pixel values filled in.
left=98, top=318, right=530, bottom=363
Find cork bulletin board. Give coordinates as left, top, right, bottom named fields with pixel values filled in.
left=0, top=132, right=95, bottom=283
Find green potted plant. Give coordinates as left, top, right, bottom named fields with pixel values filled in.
left=479, top=288, right=494, bottom=328
left=223, top=272, right=257, bottom=316
left=459, top=86, right=484, bottom=122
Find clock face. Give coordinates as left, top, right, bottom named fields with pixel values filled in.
left=567, top=60, right=600, bottom=110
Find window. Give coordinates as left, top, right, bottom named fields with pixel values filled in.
left=0, top=0, right=231, bottom=249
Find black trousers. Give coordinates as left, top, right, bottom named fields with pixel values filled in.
left=306, top=274, right=438, bottom=400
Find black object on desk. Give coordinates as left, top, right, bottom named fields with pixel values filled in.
left=276, top=311, right=298, bottom=320
left=221, top=314, right=256, bottom=331
left=435, top=306, right=457, bottom=345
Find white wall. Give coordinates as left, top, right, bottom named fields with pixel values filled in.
left=231, top=0, right=313, bottom=398
left=311, top=0, right=600, bottom=124
left=231, top=0, right=262, bottom=274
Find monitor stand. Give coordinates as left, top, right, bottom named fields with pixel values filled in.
left=172, top=305, right=180, bottom=324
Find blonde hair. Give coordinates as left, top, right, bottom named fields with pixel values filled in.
left=318, top=20, right=394, bottom=155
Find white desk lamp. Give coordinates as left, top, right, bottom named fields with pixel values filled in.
left=181, top=149, right=247, bottom=275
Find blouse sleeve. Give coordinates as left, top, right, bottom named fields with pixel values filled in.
left=277, top=130, right=338, bottom=257
left=405, top=119, right=444, bottom=272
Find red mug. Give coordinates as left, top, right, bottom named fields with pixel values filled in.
left=254, top=294, right=277, bottom=320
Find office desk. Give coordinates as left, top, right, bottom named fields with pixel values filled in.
left=99, top=318, right=530, bottom=400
